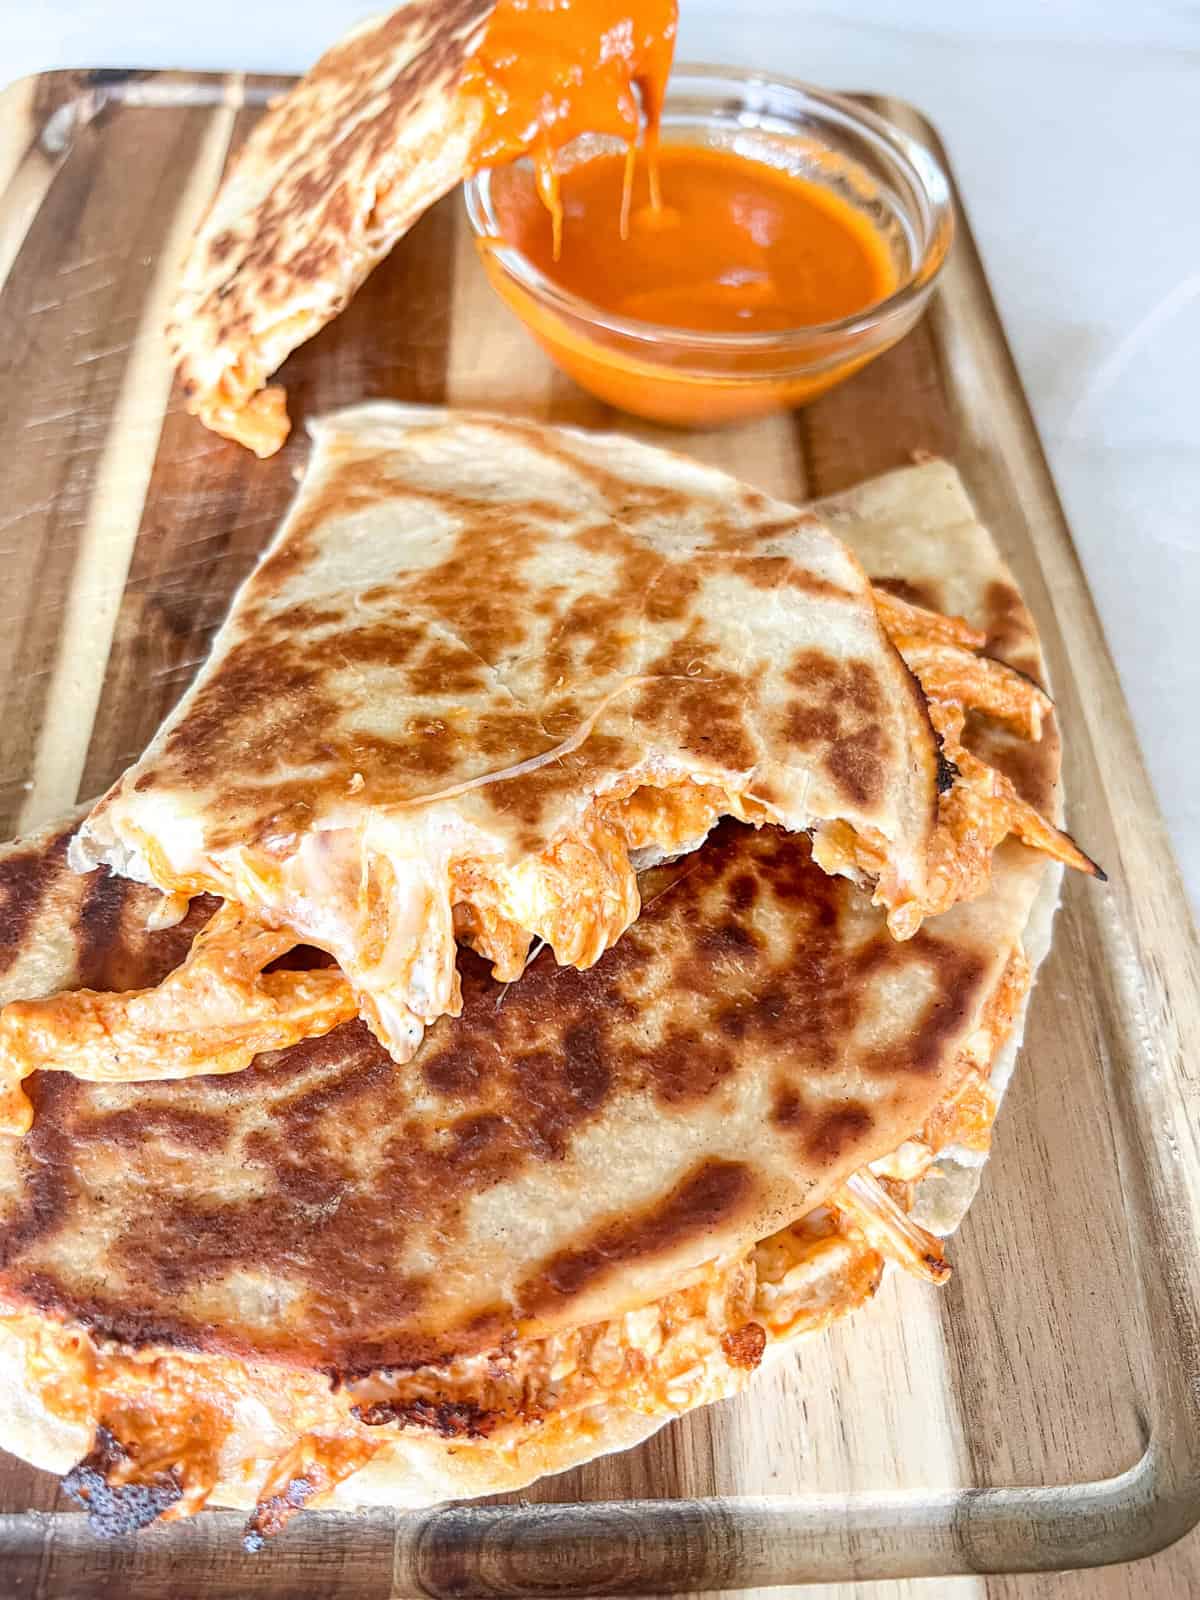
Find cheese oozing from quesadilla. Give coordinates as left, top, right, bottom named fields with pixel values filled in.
left=0, top=424, right=1097, bottom=1130
left=59, top=409, right=951, bottom=1057
left=171, top=0, right=679, bottom=455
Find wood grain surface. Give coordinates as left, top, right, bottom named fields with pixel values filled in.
left=0, top=69, right=1198, bottom=1599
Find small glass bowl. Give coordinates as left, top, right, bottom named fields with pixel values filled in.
left=463, top=66, right=954, bottom=427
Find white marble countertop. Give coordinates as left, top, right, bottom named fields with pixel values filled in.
left=8, top=2, right=1200, bottom=909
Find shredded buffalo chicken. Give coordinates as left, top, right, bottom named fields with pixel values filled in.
left=817, top=588, right=1103, bottom=940
left=0, top=904, right=356, bottom=1135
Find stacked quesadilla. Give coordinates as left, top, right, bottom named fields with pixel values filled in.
left=0, top=452, right=1084, bottom=1542
left=0, top=409, right=1094, bottom=1137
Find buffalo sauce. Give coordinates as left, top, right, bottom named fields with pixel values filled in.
left=497, top=144, right=898, bottom=332
left=461, top=0, right=678, bottom=253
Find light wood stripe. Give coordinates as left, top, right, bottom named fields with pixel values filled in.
left=0, top=76, right=52, bottom=292
left=446, top=211, right=559, bottom=414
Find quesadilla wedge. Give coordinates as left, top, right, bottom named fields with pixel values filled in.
left=0, top=461, right=1063, bottom=1541
left=0, top=415, right=1096, bottom=1131
left=170, top=0, right=677, bottom=454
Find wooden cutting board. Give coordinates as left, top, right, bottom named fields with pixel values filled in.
left=0, top=68, right=1198, bottom=1599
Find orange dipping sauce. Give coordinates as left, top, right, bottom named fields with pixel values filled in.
left=479, top=139, right=907, bottom=427
left=497, top=144, right=898, bottom=333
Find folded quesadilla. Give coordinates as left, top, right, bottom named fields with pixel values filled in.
left=170, top=0, right=678, bottom=454
left=0, top=462, right=1063, bottom=1542
left=0, top=417, right=1096, bottom=1133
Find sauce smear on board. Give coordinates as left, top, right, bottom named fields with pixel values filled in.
left=496, top=143, right=899, bottom=331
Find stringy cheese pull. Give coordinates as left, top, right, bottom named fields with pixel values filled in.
left=835, top=1168, right=951, bottom=1285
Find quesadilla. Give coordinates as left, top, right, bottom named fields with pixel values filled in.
left=0, top=412, right=1096, bottom=1132
left=0, top=461, right=1063, bottom=1542
left=170, top=0, right=678, bottom=454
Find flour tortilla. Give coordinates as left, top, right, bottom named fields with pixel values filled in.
left=0, top=458, right=1061, bottom=1523
left=170, top=1, right=497, bottom=454
left=72, top=405, right=942, bottom=1068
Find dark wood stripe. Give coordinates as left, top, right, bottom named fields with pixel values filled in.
left=790, top=312, right=957, bottom=499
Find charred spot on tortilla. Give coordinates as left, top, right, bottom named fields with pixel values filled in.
left=351, top=1395, right=500, bottom=1436
left=0, top=827, right=72, bottom=979
left=935, top=742, right=960, bottom=794
left=63, top=1426, right=183, bottom=1538
left=720, top=1321, right=767, bottom=1370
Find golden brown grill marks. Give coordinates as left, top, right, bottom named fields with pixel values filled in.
left=781, top=649, right=893, bottom=810
left=129, top=417, right=913, bottom=850
left=871, top=574, right=942, bottom=613
left=540, top=524, right=698, bottom=688
left=516, top=1158, right=756, bottom=1320
left=0, top=828, right=72, bottom=979
left=803, top=1102, right=875, bottom=1164
left=0, top=1078, right=75, bottom=1267
left=825, top=725, right=888, bottom=808
left=983, top=579, right=1042, bottom=682
left=76, top=881, right=218, bottom=995
left=878, top=936, right=986, bottom=1076
left=253, top=0, right=485, bottom=253
left=0, top=818, right=991, bottom=1369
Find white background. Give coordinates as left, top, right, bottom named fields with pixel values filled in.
left=8, top=2, right=1200, bottom=908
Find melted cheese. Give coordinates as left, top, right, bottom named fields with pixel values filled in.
left=1, top=587, right=1081, bottom=1106
left=833, top=1170, right=950, bottom=1284
left=0, top=774, right=761, bottom=1112
left=457, top=777, right=766, bottom=977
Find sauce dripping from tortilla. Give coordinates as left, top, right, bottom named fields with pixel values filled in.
left=461, top=0, right=678, bottom=255
left=496, top=143, right=899, bottom=331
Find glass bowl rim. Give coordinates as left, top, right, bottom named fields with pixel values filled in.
left=461, top=63, right=955, bottom=357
